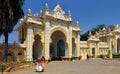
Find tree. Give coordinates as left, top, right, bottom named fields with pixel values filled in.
left=0, top=0, right=25, bottom=62
left=80, top=31, right=89, bottom=41
left=80, top=24, right=106, bottom=41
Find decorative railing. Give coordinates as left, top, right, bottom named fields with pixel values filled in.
left=0, top=43, right=26, bottom=48
left=80, top=41, right=87, bottom=45
left=80, top=41, right=88, bottom=48
left=99, top=42, right=108, bottom=48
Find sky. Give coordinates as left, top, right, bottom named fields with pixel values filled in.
left=1, top=0, right=120, bottom=43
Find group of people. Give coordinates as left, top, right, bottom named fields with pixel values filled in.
left=34, top=56, right=46, bottom=73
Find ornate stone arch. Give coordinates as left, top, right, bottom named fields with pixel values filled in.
left=49, top=26, right=68, bottom=58
left=50, top=26, right=67, bottom=39
left=34, top=32, right=44, bottom=43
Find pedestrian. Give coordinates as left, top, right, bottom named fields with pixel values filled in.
left=39, top=56, right=46, bottom=72
left=35, top=59, right=43, bottom=72
left=35, top=56, right=46, bottom=72
left=87, top=54, right=89, bottom=60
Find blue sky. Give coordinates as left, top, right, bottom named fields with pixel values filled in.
left=1, top=0, right=120, bottom=43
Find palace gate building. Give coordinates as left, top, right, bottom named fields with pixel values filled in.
left=0, top=4, right=120, bottom=62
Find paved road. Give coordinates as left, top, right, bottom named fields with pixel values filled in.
left=9, top=58, right=120, bottom=74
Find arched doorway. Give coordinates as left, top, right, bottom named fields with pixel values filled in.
left=33, top=35, right=43, bottom=60
left=50, top=30, right=67, bottom=60
left=92, top=48, right=95, bottom=57
left=117, top=39, right=120, bottom=54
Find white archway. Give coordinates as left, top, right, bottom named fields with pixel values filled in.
left=49, top=30, right=67, bottom=60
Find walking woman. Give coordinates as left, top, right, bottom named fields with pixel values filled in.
left=35, top=56, right=46, bottom=72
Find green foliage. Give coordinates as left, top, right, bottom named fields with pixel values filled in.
left=48, top=59, right=51, bottom=63
left=0, top=63, right=8, bottom=71
left=107, top=50, right=111, bottom=58
left=20, top=59, right=27, bottom=64
left=81, top=24, right=106, bottom=41
left=113, top=54, right=120, bottom=58
left=0, top=0, right=25, bottom=35
left=80, top=31, right=89, bottom=41
left=0, top=0, right=25, bottom=62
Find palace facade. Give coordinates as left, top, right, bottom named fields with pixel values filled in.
left=0, top=4, right=120, bottom=62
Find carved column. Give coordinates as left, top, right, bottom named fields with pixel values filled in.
left=26, top=26, right=34, bottom=61
left=87, top=41, right=91, bottom=56
left=66, top=26, right=72, bottom=60
left=44, top=20, right=50, bottom=60
left=75, top=34, right=80, bottom=59
left=44, top=31, right=50, bottom=60
left=95, top=42, right=99, bottom=57
left=114, top=35, right=117, bottom=53
left=107, top=35, right=113, bottom=59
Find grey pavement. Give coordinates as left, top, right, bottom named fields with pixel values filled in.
left=9, top=58, right=120, bottom=74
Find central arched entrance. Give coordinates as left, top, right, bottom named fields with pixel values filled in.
left=50, top=30, right=67, bottom=60
left=33, top=35, right=43, bottom=60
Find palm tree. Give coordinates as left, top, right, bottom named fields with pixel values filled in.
left=0, top=0, right=25, bottom=62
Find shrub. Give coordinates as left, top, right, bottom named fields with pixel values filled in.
left=97, top=55, right=103, bottom=58
left=20, top=59, right=27, bottom=64
left=0, top=63, right=9, bottom=71
left=113, top=54, right=120, bottom=58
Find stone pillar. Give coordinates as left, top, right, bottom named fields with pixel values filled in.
left=75, top=34, right=80, bottom=59
left=107, top=36, right=113, bottom=59
left=26, top=26, right=34, bottom=61
left=44, top=33, right=50, bottom=60
left=66, top=26, right=72, bottom=60
left=44, top=20, right=50, bottom=60
left=87, top=41, right=92, bottom=56
left=95, top=42, right=99, bottom=57
left=114, top=36, right=117, bottom=53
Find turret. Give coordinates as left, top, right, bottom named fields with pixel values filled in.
left=108, top=28, right=111, bottom=33
left=44, top=3, right=49, bottom=11
left=88, top=31, right=92, bottom=37
left=20, top=18, right=23, bottom=24
left=67, top=10, right=72, bottom=21
left=102, top=27, right=106, bottom=31
left=75, top=21, right=80, bottom=31
left=27, top=8, right=32, bottom=16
